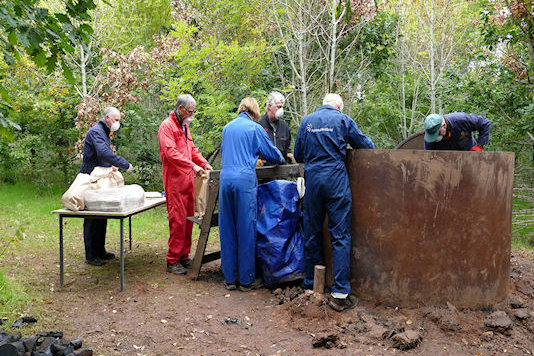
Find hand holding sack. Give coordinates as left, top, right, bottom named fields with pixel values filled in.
left=194, top=170, right=209, bottom=217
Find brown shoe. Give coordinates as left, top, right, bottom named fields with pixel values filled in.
left=329, top=294, right=357, bottom=312
left=239, top=278, right=264, bottom=292
left=166, top=262, right=186, bottom=275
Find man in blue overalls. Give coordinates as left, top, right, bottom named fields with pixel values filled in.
left=424, top=113, right=491, bottom=151
left=294, top=93, right=375, bottom=311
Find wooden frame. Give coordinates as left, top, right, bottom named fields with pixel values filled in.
left=188, top=164, right=304, bottom=280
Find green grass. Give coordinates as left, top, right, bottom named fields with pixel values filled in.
left=511, top=191, right=534, bottom=246
left=0, top=268, right=31, bottom=319
left=0, top=182, right=219, bottom=326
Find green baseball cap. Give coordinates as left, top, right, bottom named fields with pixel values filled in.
left=424, top=114, right=443, bottom=143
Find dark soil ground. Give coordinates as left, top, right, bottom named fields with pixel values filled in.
left=3, top=241, right=534, bottom=356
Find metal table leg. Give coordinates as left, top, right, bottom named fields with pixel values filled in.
left=59, top=215, right=64, bottom=287
left=129, top=216, right=132, bottom=251
left=120, top=218, right=124, bottom=291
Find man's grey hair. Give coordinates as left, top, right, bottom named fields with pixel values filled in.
left=266, top=91, right=285, bottom=110
left=103, top=107, right=120, bottom=119
left=323, top=93, right=343, bottom=111
left=175, top=94, right=196, bottom=110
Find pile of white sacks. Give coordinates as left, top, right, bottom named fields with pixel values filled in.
left=61, top=167, right=145, bottom=212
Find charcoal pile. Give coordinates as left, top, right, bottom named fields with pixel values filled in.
left=0, top=330, right=92, bottom=356
left=271, top=285, right=304, bottom=305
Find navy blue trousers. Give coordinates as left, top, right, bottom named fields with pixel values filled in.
left=302, top=166, right=352, bottom=295
left=83, top=218, right=108, bottom=260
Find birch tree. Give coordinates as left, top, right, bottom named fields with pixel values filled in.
left=401, top=0, right=474, bottom=113
left=266, top=0, right=376, bottom=124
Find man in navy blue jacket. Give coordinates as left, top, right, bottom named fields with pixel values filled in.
left=424, top=113, right=491, bottom=151
left=294, top=93, right=375, bottom=312
left=80, top=107, right=133, bottom=266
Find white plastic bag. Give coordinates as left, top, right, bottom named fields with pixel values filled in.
left=84, top=184, right=145, bottom=212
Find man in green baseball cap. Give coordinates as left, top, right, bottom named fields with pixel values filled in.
left=423, top=112, right=491, bottom=151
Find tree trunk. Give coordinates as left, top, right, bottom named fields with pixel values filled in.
left=298, top=4, right=308, bottom=116
left=429, top=0, right=436, bottom=113
left=328, top=0, right=338, bottom=92
left=80, top=44, right=88, bottom=97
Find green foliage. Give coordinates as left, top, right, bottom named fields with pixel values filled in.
left=114, top=104, right=164, bottom=190
left=158, top=19, right=270, bottom=156
left=95, top=0, right=173, bottom=52
left=0, top=58, right=80, bottom=188
left=0, top=0, right=95, bottom=77
left=186, top=0, right=266, bottom=43
left=350, top=11, right=399, bottom=77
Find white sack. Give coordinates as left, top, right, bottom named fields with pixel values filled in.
left=90, top=166, right=124, bottom=188
left=84, top=184, right=146, bottom=212
left=61, top=167, right=125, bottom=211
left=194, top=171, right=209, bottom=217
left=61, top=173, right=96, bottom=211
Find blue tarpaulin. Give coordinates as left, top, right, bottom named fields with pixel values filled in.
left=256, top=180, right=304, bottom=286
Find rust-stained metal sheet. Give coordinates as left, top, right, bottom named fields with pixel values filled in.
left=394, top=131, right=425, bottom=150
left=345, top=149, right=514, bottom=308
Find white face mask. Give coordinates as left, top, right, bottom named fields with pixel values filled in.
left=435, top=135, right=443, bottom=142
left=275, top=108, right=284, bottom=120
left=110, top=121, right=120, bottom=132
left=184, top=116, right=194, bottom=125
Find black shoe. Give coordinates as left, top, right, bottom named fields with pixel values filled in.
left=166, top=262, right=187, bottom=275
left=86, top=257, right=106, bottom=266
left=101, top=251, right=115, bottom=260
left=224, top=282, right=237, bottom=291
left=329, top=294, right=357, bottom=312
left=181, top=258, right=193, bottom=269
left=239, top=278, right=264, bottom=292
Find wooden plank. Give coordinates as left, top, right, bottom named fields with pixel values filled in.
left=255, top=164, right=303, bottom=180
left=205, top=164, right=304, bottom=181
left=190, top=178, right=219, bottom=280
left=313, top=265, right=326, bottom=294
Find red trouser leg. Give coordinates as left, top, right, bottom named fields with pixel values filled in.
left=166, top=177, right=195, bottom=265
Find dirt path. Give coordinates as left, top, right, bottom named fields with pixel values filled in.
left=5, top=243, right=534, bottom=356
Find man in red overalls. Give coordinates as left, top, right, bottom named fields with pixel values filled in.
left=158, top=94, right=213, bottom=274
